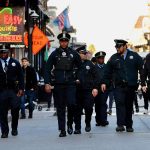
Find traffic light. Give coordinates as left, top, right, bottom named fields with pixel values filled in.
left=0, top=0, right=25, bottom=7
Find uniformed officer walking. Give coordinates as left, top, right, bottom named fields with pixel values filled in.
left=44, top=32, right=81, bottom=137
left=101, top=39, right=143, bottom=132
left=0, top=45, right=24, bottom=138
left=94, top=51, right=109, bottom=126
left=141, top=53, right=150, bottom=112
left=75, top=45, right=98, bottom=133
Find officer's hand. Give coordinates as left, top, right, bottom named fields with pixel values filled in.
left=92, top=89, right=98, bottom=97
left=101, top=84, right=106, bottom=93
left=142, top=86, right=147, bottom=93
left=17, top=90, right=24, bottom=97
left=45, top=84, right=52, bottom=93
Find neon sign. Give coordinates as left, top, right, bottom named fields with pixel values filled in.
left=0, top=7, right=24, bottom=43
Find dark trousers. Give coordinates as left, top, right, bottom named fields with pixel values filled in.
left=0, top=89, right=20, bottom=134
left=20, top=90, right=35, bottom=116
left=133, top=92, right=139, bottom=109
left=95, top=91, right=108, bottom=123
left=108, top=91, right=114, bottom=110
left=76, top=89, right=94, bottom=128
left=54, top=85, right=76, bottom=131
left=114, top=86, right=136, bottom=128
left=143, top=88, right=150, bottom=110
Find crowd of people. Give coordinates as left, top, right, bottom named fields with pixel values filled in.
left=0, top=32, right=150, bottom=138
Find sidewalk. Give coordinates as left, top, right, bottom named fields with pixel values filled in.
left=1, top=107, right=150, bottom=150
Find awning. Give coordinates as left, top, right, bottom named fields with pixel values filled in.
left=46, top=25, right=55, bottom=37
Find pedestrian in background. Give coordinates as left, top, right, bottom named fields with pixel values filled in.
left=20, top=57, right=37, bottom=119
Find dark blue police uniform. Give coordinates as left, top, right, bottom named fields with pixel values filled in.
left=94, top=51, right=109, bottom=126
left=141, top=53, right=150, bottom=109
left=76, top=59, right=99, bottom=131
left=0, top=54, right=24, bottom=137
left=74, top=46, right=99, bottom=132
left=44, top=33, right=81, bottom=136
left=103, top=40, right=143, bottom=131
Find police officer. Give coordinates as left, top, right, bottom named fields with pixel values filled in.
left=94, top=51, right=109, bottom=126
left=44, top=32, right=81, bottom=137
left=141, top=53, right=150, bottom=112
left=101, top=39, right=143, bottom=132
left=75, top=45, right=98, bottom=133
left=0, top=45, right=24, bottom=138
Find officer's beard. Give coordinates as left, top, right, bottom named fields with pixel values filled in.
left=1, top=55, right=9, bottom=60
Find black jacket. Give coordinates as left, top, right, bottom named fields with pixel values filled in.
left=141, top=53, right=150, bottom=86
left=22, top=66, right=37, bottom=90
left=44, top=47, right=82, bottom=85
left=0, top=57, right=24, bottom=91
left=103, top=49, right=143, bottom=87
left=77, top=60, right=99, bottom=90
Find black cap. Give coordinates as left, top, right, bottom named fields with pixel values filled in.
left=95, top=51, right=106, bottom=58
left=0, top=44, right=10, bottom=53
left=76, top=45, right=87, bottom=53
left=114, top=39, right=128, bottom=48
left=91, top=57, right=97, bottom=63
left=57, top=32, right=71, bottom=41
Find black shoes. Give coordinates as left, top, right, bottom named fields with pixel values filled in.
left=11, top=130, right=18, bottom=136
left=85, top=124, right=91, bottom=132
left=126, top=127, right=134, bottom=132
left=1, top=130, right=18, bottom=138
left=67, top=126, right=73, bottom=135
left=107, top=110, right=112, bottom=115
left=116, top=126, right=125, bottom=132
left=1, top=133, right=8, bottom=138
left=96, top=121, right=109, bottom=127
left=28, top=114, right=33, bottom=119
left=20, top=115, right=26, bottom=119
left=136, top=108, right=139, bottom=113
left=59, top=131, right=67, bottom=137
left=74, top=129, right=81, bottom=134
left=116, top=126, right=134, bottom=132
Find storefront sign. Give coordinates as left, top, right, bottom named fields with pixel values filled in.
left=0, top=7, right=24, bottom=43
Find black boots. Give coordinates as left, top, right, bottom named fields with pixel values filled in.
left=59, top=130, right=67, bottom=137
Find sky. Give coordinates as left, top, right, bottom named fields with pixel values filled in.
left=48, top=0, right=149, bottom=59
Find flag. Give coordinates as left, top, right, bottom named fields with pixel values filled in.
left=53, top=7, right=71, bottom=30
left=88, top=44, right=96, bottom=54
left=44, top=49, right=49, bottom=62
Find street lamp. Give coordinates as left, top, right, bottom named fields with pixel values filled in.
left=28, top=9, right=39, bottom=66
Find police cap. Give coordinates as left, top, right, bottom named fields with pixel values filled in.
left=0, top=44, right=10, bottom=53
left=91, top=57, right=97, bottom=63
left=76, top=45, right=87, bottom=54
left=57, top=32, right=71, bottom=41
left=114, top=39, right=128, bottom=48
left=95, top=51, right=106, bottom=58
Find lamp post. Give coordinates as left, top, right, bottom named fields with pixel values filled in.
left=28, top=9, right=39, bottom=66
